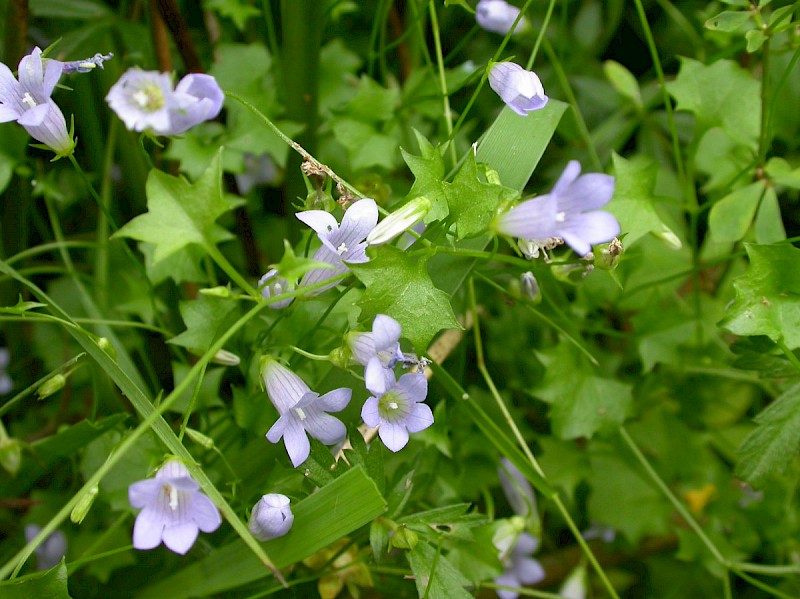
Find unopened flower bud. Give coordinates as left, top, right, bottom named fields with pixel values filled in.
left=653, top=226, right=682, bottom=250
left=594, top=238, right=624, bottom=271
left=248, top=494, right=294, bottom=541
left=70, top=484, right=99, bottom=524
left=185, top=427, right=215, bottom=450
left=390, top=525, right=419, bottom=550
left=519, top=272, right=541, bottom=303
left=0, top=437, right=22, bottom=477
left=367, top=196, right=431, bottom=246
left=97, top=337, right=117, bottom=362
left=327, top=346, right=350, bottom=369
left=200, top=286, right=234, bottom=298
left=37, top=374, right=66, bottom=400
left=211, top=349, right=240, bottom=366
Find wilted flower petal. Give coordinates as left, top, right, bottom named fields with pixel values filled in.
left=248, top=494, right=294, bottom=541
left=494, top=161, right=619, bottom=257
left=488, top=62, right=547, bottom=117
left=476, top=0, right=527, bottom=35
left=128, top=460, right=221, bottom=555
left=60, top=52, right=114, bottom=74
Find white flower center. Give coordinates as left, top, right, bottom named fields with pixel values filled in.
left=294, top=407, right=307, bottom=420
left=388, top=401, right=399, bottom=410
left=22, top=92, right=37, bottom=109
left=337, top=242, right=348, bottom=255
left=165, top=483, right=179, bottom=511
left=555, top=211, right=566, bottom=223
left=132, top=84, right=165, bottom=112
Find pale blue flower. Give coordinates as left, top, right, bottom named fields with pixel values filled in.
left=296, top=199, right=378, bottom=294
left=493, top=161, right=619, bottom=257
left=128, top=460, right=221, bottom=555
left=488, top=62, right=547, bottom=116
left=259, top=269, right=295, bottom=309
left=106, top=69, right=223, bottom=136
left=262, top=358, right=351, bottom=467
left=476, top=0, right=526, bottom=35
left=0, top=47, right=74, bottom=155
left=347, top=314, right=405, bottom=392
left=0, top=348, right=12, bottom=395
left=60, top=52, right=113, bottom=74
left=495, top=532, right=545, bottom=599
left=248, top=494, right=293, bottom=541
left=362, top=372, right=433, bottom=452
left=24, top=525, right=67, bottom=570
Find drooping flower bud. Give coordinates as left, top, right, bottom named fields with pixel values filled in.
left=488, top=62, right=548, bottom=117
left=366, top=196, right=431, bottom=246
left=248, top=494, right=294, bottom=541
left=211, top=349, right=241, bottom=366
left=519, top=272, right=541, bottom=303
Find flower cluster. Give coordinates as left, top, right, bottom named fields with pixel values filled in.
left=128, top=460, right=221, bottom=555
left=106, top=70, right=223, bottom=136
left=493, top=161, right=619, bottom=257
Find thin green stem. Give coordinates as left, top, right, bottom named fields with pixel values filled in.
left=6, top=241, right=98, bottom=265
left=260, top=0, right=280, bottom=62
left=0, top=353, right=86, bottom=418
left=732, top=569, right=796, bottom=599
left=289, top=346, right=330, bottom=361
left=482, top=583, right=564, bottom=599
left=732, top=562, right=800, bottom=576
left=428, top=0, right=456, bottom=167
left=758, top=38, right=771, bottom=165
left=525, top=0, right=557, bottom=70
left=179, top=361, right=208, bottom=442
left=541, top=37, right=601, bottom=171
left=723, top=571, right=733, bottom=599
left=204, top=243, right=260, bottom=298
left=619, top=427, right=727, bottom=565
left=94, top=117, right=118, bottom=310
left=777, top=339, right=800, bottom=375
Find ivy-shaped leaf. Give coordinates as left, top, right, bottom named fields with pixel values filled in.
left=534, top=342, right=632, bottom=439
left=401, top=130, right=448, bottom=222
left=736, top=381, right=800, bottom=487
left=168, top=295, right=241, bottom=355
left=444, top=152, right=517, bottom=240
left=0, top=561, right=71, bottom=598
left=114, top=151, right=236, bottom=265
left=719, top=243, right=800, bottom=349
left=350, top=246, right=461, bottom=352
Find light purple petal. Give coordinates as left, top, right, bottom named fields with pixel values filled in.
left=397, top=373, right=428, bottom=402
left=266, top=413, right=290, bottom=443
left=0, top=348, right=8, bottom=368
left=162, top=522, right=198, bottom=555
left=0, top=373, right=12, bottom=395
left=513, top=557, right=545, bottom=585
left=170, top=74, right=224, bottom=134
left=317, top=387, right=352, bottom=412
left=156, top=460, right=191, bottom=480
left=42, top=58, right=63, bottom=97
left=557, top=173, right=615, bottom=213
left=128, top=478, right=162, bottom=508
left=296, top=210, right=338, bottom=241
left=190, top=494, right=221, bottom=532
left=499, top=458, right=536, bottom=518
left=405, top=401, right=434, bottom=433
left=0, top=104, right=20, bottom=122
left=298, top=245, right=347, bottom=293
left=372, top=314, right=401, bottom=350
left=0, top=62, right=21, bottom=104
left=488, top=63, right=547, bottom=116
left=559, top=211, right=620, bottom=257
left=476, top=0, right=525, bottom=35
left=551, top=160, right=582, bottom=197
left=494, top=194, right=559, bottom=239
left=262, top=360, right=310, bottom=413
left=22, top=100, right=72, bottom=154
left=249, top=494, right=293, bottom=540
left=365, top=358, right=389, bottom=396
left=302, top=411, right=346, bottom=445
left=18, top=48, right=44, bottom=96
left=282, top=418, right=311, bottom=467
left=132, top=508, right=165, bottom=550
left=494, top=572, right=522, bottom=599
left=515, top=532, right=540, bottom=555
left=17, top=103, right=49, bottom=126
left=348, top=332, right=376, bottom=365
left=336, top=199, right=378, bottom=250
left=361, top=397, right=380, bottom=428
left=379, top=422, right=410, bottom=452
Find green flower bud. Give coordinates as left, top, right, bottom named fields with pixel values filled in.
left=390, top=525, right=419, bottom=550
left=70, top=484, right=99, bottom=524
left=97, top=337, right=117, bottom=362
left=653, top=226, right=682, bottom=250
left=200, top=286, right=234, bottom=298
left=185, top=428, right=215, bottom=450
left=37, top=374, right=66, bottom=400
left=594, top=238, right=624, bottom=271
left=0, top=437, right=22, bottom=477
left=211, top=349, right=240, bottom=366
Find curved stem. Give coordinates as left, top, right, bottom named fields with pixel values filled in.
left=428, top=0, right=456, bottom=167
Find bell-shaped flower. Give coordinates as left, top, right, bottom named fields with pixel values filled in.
left=476, top=0, right=527, bottom=35
left=347, top=314, right=405, bottom=392
left=262, top=358, right=351, bottom=467
left=296, top=198, right=378, bottom=294
left=128, top=460, right=221, bottom=555
left=362, top=371, right=433, bottom=452
left=488, top=62, right=547, bottom=117
left=0, top=47, right=74, bottom=156
left=259, top=269, right=295, bottom=309
left=106, top=69, right=223, bottom=136
left=24, top=525, right=67, bottom=571
left=494, top=531, right=545, bottom=599
left=248, top=494, right=294, bottom=541
left=493, top=161, right=619, bottom=257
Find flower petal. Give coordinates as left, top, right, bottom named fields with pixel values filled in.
left=132, top=508, right=165, bottom=550
left=296, top=209, right=338, bottom=241
left=557, top=173, right=615, bottom=213
left=162, top=522, right=199, bottom=555
left=0, top=104, right=20, bottom=123
left=302, top=410, right=346, bottom=445
left=494, top=194, right=559, bottom=240
left=397, top=373, right=428, bottom=402
left=551, top=160, right=582, bottom=197
left=361, top=396, right=380, bottom=428
left=262, top=359, right=310, bottom=413
left=513, top=557, right=545, bottom=585
left=372, top=314, right=401, bottom=351
left=282, top=417, right=311, bottom=467
left=559, top=211, right=620, bottom=257
left=190, top=493, right=221, bottom=533
left=18, top=48, right=44, bottom=96
left=0, top=62, right=21, bottom=104
left=317, top=387, right=352, bottom=412
left=348, top=332, right=376, bottom=365
left=266, top=413, right=289, bottom=443
left=365, top=357, right=389, bottom=396
left=128, top=478, right=162, bottom=508
left=17, top=103, right=49, bottom=126
left=378, top=422, right=410, bottom=452
left=405, top=401, right=434, bottom=433
left=336, top=199, right=378, bottom=250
